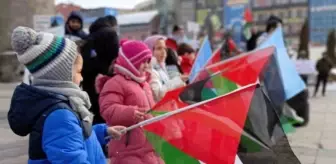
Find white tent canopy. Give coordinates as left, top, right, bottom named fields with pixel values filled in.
left=117, top=10, right=158, bottom=26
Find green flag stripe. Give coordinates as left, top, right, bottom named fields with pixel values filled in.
left=280, top=116, right=296, bottom=134
left=145, top=131, right=201, bottom=164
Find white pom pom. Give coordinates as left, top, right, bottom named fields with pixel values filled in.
left=11, top=26, right=38, bottom=55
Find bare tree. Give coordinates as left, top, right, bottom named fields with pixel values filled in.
left=326, top=29, right=336, bottom=64
left=298, top=18, right=309, bottom=59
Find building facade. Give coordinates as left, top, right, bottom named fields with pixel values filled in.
left=118, top=10, right=160, bottom=40
left=195, top=0, right=224, bottom=44
left=309, top=0, right=336, bottom=45
left=80, top=8, right=118, bottom=28
left=56, top=3, right=81, bottom=20
left=251, top=0, right=308, bottom=48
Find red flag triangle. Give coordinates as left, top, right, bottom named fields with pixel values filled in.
left=144, top=85, right=257, bottom=164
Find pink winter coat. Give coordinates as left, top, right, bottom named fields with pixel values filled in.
left=97, top=74, right=164, bottom=164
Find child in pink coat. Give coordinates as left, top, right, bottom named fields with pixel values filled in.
left=96, top=40, right=164, bottom=164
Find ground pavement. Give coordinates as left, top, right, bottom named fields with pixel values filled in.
left=0, top=83, right=335, bottom=164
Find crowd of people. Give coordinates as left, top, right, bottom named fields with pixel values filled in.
left=8, top=12, right=199, bottom=164
left=6, top=11, right=334, bottom=164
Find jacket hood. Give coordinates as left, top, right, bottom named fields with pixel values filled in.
left=65, top=11, right=87, bottom=39
left=95, top=74, right=112, bottom=94
left=66, top=11, right=83, bottom=26
left=8, top=83, right=68, bottom=137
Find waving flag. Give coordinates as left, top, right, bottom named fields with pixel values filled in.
left=205, top=45, right=222, bottom=67
left=145, top=81, right=257, bottom=164
left=190, top=47, right=300, bottom=162
left=243, top=8, right=253, bottom=40
left=136, top=47, right=300, bottom=164
left=196, top=47, right=296, bottom=129
left=189, top=36, right=213, bottom=82
left=258, top=27, right=306, bottom=99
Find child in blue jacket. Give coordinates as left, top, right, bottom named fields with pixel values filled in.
left=8, top=26, right=125, bottom=164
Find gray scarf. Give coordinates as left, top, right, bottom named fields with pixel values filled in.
left=32, top=79, right=94, bottom=125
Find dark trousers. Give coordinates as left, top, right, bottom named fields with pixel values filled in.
left=314, top=73, right=328, bottom=96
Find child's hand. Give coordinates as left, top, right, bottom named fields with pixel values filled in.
left=107, top=126, right=126, bottom=140
left=134, top=110, right=146, bottom=122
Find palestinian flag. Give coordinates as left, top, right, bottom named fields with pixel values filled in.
left=243, top=7, right=253, bottom=40
left=205, top=45, right=221, bottom=67
left=196, top=46, right=295, bottom=112
left=166, top=38, right=178, bottom=51
left=142, top=47, right=299, bottom=163
left=190, top=47, right=300, bottom=162
left=145, top=76, right=257, bottom=164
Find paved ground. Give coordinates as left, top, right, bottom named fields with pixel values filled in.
left=0, top=83, right=28, bottom=164
left=288, top=87, right=336, bottom=164
left=0, top=83, right=335, bottom=163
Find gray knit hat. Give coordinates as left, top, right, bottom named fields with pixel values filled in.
left=11, top=26, right=78, bottom=81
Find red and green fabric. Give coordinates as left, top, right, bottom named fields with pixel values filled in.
left=205, top=46, right=222, bottom=67
left=193, top=47, right=297, bottom=148
left=144, top=82, right=257, bottom=164
left=143, top=47, right=300, bottom=163
left=243, top=7, right=253, bottom=40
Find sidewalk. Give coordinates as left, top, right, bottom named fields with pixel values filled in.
left=288, top=87, right=336, bottom=164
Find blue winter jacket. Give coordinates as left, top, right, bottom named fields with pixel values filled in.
left=8, top=83, right=108, bottom=164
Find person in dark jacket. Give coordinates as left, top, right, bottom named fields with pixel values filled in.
left=257, top=15, right=283, bottom=46
left=65, top=11, right=88, bottom=41
left=177, top=43, right=196, bottom=75
left=81, top=17, right=119, bottom=125
left=221, top=31, right=241, bottom=60
left=166, top=48, right=184, bottom=79
left=89, top=15, right=118, bottom=34
left=246, top=26, right=263, bottom=51
left=314, top=52, right=333, bottom=96
left=8, top=26, right=125, bottom=163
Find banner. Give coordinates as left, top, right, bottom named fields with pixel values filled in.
left=309, top=0, right=336, bottom=45
left=294, top=59, right=317, bottom=75
left=223, top=0, right=249, bottom=49
left=33, top=15, right=64, bottom=32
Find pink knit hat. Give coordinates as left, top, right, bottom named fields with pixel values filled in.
left=144, top=35, right=167, bottom=51
left=114, top=40, right=152, bottom=82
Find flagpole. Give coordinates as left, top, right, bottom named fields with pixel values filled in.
left=106, top=82, right=258, bottom=140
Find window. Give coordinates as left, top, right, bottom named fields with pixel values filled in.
left=279, top=11, right=285, bottom=19
left=275, top=0, right=289, bottom=5
left=291, top=0, right=307, bottom=3
left=296, top=9, right=303, bottom=18
left=253, top=0, right=273, bottom=7
left=284, top=25, right=289, bottom=33
left=258, top=13, right=264, bottom=21
left=301, top=8, right=307, bottom=18
left=196, top=0, right=206, bottom=8
left=288, top=25, right=293, bottom=34
left=288, top=10, right=292, bottom=18
left=207, top=0, right=221, bottom=7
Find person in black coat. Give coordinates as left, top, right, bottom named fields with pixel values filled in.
left=80, top=16, right=119, bottom=125
left=246, top=26, right=262, bottom=51
left=65, top=11, right=88, bottom=41
left=314, top=52, right=333, bottom=96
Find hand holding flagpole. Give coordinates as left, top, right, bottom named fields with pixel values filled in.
left=105, top=82, right=257, bottom=140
